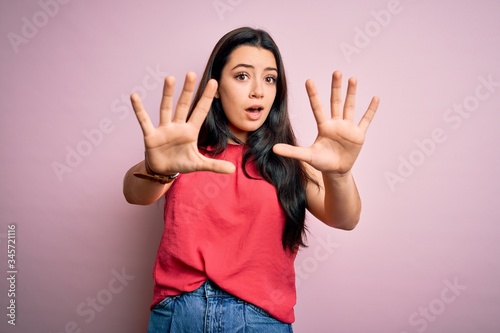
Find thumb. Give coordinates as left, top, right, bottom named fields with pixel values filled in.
left=273, top=143, right=311, bottom=162
left=199, top=158, right=236, bottom=174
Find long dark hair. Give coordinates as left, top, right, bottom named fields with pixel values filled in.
left=188, top=27, right=313, bottom=251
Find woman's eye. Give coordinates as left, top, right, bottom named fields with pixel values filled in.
left=266, top=76, right=277, bottom=84
left=235, top=73, right=249, bottom=80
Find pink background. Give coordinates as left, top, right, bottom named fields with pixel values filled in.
left=1, top=0, right=499, bottom=332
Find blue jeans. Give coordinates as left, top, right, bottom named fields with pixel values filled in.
left=147, top=280, right=293, bottom=333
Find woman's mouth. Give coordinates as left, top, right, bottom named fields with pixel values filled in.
left=245, top=105, right=264, bottom=120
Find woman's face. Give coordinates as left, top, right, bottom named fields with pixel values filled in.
left=216, top=45, right=278, bottom=143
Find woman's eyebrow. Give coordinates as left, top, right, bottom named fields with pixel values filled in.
left=231, top=63, right=278, bottom=72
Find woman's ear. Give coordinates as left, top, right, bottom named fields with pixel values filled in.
left=215, top=90, right=220, bottom=99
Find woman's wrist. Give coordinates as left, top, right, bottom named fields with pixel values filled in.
left=133, top=153, right=179, bottom=184
left=144, top=152, right=178, bottom=177
left=322, top=170, right=352, bottom=180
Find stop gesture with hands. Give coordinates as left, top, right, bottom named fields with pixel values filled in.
left=131, top=70, right=379, bottom=179
left=130, top=72, right=236, bottom=176
left=273, top=71, right=380, bottom=176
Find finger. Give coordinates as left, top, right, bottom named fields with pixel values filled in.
left=130, top=93, right=154, bottom=136
left=199, top=158, right=236, bottom=174
left=305, top=79, right=327, bottom=125
left=188, top=79, right=218, bottom=129
left=358, top=96, right=380, bottom=133
left=273, top=143, right=312, bottom=163
left=330, top=70, right=343, bottom=119
left=173, top=72, right=197, bottom=123
left=343, top=76, right=357, bottom=121
left=159, top=76, right=175, bottom=126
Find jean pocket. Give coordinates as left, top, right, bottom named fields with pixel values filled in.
left=152, top=296, right=176, bottom=310
left=244, top=301, right=274, bottom=319
left=243, top=301, right=293, bottom=332
left=148, top=296, right=177, bottom=333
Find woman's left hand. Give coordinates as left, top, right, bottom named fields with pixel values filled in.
left=273, top=70, right=379, bottom=175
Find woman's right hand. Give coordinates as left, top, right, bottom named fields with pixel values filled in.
left=130, top=72, right=236, bottom=175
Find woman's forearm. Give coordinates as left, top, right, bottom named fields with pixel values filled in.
left=123, top=161, right=171, bottom=205
left=320, top=171, right=362, bottom=230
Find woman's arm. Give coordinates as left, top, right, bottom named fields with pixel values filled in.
left=273, top=71, right=379, bottom=229
left=123, top=160, right=171, bottom=205
left=305, top=167, right=361, bottom=229
left=123, top=72, right=235, bottom=205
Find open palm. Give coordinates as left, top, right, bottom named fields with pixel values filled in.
left=131, top=72, right=235, bottom=175
left=273, top=71, right=379, bottom=175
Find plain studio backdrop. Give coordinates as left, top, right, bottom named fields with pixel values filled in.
left=1, top=0, right=499, bottom=332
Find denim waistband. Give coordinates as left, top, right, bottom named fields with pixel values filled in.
left=189, top=280, right=233, bottom=298
left=149, top=280, right=294, bottom=332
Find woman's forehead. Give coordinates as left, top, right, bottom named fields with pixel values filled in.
left=225, top=45, right=277, bottom=69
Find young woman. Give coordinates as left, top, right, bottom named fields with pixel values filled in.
left=123, top=27, right=379, bottom=333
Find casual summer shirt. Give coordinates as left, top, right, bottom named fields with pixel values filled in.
left=151, top=144, right=297, bottom=323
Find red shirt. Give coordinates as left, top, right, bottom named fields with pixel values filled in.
left=151, top=144, right=297, bottom=323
